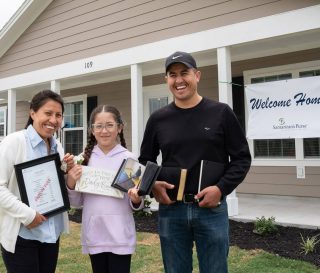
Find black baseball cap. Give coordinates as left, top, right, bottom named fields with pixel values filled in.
left=165, top=51, right=197, bottom=73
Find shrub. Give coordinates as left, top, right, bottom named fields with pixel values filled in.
left=300, top=233, right=320, bottom=255
left=253, top=216, right=278, bottom=236
left=134, top=198, right=153, bottom=217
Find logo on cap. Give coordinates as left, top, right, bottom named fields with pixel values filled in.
left=172, top=55, right=182, bottom=60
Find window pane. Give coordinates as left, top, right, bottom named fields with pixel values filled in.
left=251, top=77, right=264, bottom=84
left=254, top=139, right=295, bottom=158
left=300, top=70, right=320, bottom=158
left=299, top=70, right=320, bottom=77
left=0, top=124, right=4, bottom=136
left=254, top=140, right=268, bottom=157
left=265, top=75, right=278, bottom=82
left=0, top=111, right=4, bottom=122
left=64, top=101, right=83, bottom=128
left=149, top=97, right=168, bottom=114
left=278, top=73, right=292, bottom=80
left=64, top=130, right=83, bottom=155
left=304, top=138, right=320, bottom=158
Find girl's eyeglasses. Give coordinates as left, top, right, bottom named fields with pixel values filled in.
left=91, top=123, right=118, bottom=132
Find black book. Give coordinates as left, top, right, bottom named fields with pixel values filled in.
left=198, top=160, right=225, bottom=192
left=157, top=167, right=187, bottom=201
left=111, top=158, right=161, bottom=196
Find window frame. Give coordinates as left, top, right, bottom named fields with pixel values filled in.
left=0, top=106, right=7, bottom=141
left=244, top=60, right=320, bottom=167
left=62, top=95, right=87, bottom=154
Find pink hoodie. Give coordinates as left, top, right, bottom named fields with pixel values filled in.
left=68, top=144, right=143, bottom=255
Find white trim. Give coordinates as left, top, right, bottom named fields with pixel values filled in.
left=0, top=105, right=7, bottom=139
left=130, top=64, right=143, bottom=156
left=217, top=47, right=232, bottom=106
left=1, top=5, right=320, bottom=92
left=244, top=60, right=320, bottom=167
left=63, top=94, right=87, bottom=151
left=7, top=89, right=16, bottom=134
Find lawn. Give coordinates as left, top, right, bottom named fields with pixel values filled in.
left=0, top=221, right=319, bottom=273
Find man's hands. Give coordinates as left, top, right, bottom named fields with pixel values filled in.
left=195, top=185, right=222, bottom=208
left=152, top=181, right=175, bottom=205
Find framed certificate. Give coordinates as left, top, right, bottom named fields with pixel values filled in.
left=14, top=153, right=70, bottom=217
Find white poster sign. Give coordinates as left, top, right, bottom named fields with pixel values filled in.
left=245, top=76, right=320, bottom=139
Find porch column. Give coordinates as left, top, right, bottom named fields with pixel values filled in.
left=51, top=80, right=61, bottom=94
left=130, top=64, right=143, bottom=156
left=7, top=89, right=16, bottom=134
left=217, top=46, right=238, bottom=216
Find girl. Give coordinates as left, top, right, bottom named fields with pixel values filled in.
left=0, top=90, right=74, bottom=273
left=67, top=105, right=143, bottom=273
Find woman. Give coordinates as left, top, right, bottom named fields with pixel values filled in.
left=67, top=105, right=143, bottom=273
left=0, top=90, right=74, bottom=273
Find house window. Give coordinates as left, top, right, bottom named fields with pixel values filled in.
left=62, top=95, right=87, bottom=156
left=0, top=107, right=7, bottom=140
left=300, top=69, right=320, bottom=158
left=149, top=97, right=168, bottom=114
left=251, top=73, right=294, bottom=158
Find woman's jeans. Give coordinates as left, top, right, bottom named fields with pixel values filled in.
left=158, top=199, right=229, bottom=273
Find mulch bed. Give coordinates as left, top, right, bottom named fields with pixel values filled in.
left=68, top=209, right=320, bottom=268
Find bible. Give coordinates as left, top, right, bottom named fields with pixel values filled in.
left=198, top=160, right=225, bottom=192
left=111, top=158, right=161, bottom=196
left=157, top=167, right=188, bottom=201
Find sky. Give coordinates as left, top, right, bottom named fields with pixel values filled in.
left=0, top=0, right=25, bottom=30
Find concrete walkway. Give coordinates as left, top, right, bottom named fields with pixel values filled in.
left=230, top=193, right=320, bottom=230
left=150, top=193, right=320, bottom=230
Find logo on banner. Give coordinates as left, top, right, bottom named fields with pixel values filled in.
left=278, top=118, right=285, bottom=125
left=272, top=117, right=307, bottom=130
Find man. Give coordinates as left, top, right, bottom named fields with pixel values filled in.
left=139, top=51, right=251, bottom=273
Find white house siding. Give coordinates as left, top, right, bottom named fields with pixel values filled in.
left=1, top=0, right=319, bottom=78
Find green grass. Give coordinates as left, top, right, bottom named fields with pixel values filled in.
left=0, top=222, right=319, bottom=273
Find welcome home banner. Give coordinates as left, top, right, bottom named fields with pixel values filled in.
left=245, top=76, right=320, bottom=139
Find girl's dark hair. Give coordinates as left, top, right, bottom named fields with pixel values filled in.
left=25, top=90, right=64, bottom=129
left=82, top=105, right=127, bottom=166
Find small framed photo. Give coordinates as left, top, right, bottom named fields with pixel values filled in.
left=14, top=153, right=70, bottom=217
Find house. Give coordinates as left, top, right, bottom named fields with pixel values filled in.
left=1, top=0, right=319, bottom=216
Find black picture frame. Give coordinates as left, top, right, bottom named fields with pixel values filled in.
left=14, top=153, right=70, bottom=217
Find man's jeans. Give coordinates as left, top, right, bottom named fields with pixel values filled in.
left=158, top=200, right=229, bottom=273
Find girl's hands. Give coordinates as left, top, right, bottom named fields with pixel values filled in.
left=128, top=187, right=142, bottom=205
left=66, top=164, right=82, bottom=190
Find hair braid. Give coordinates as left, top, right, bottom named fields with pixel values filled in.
left=118, top=130, right=127, bottom=148
left=82, top=134, right=96, bottom=166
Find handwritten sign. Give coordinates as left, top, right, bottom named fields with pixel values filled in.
left=75, top=166, right=124, bottom=198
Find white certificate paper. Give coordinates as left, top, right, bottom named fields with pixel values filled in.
left=22, top=160, right=64, bottom=215
left=75, top=166, right=124, bottom=198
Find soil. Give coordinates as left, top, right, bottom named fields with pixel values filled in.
left=68, top=209, right=320, bottom=268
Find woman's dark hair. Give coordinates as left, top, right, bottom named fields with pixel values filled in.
left=82, top=105, right=127, bottom=166
left=25, top=90, right=64, bottom=129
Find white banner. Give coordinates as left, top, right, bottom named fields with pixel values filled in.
left=245, top=76, right=320, bottom=139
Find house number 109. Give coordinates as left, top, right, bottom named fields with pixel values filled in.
left=85, top=61, right=93, bottom=69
